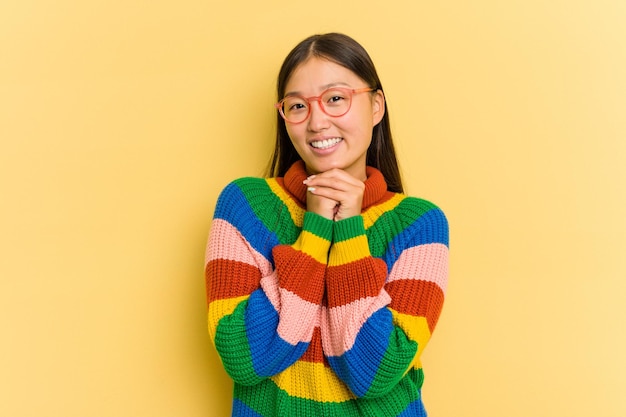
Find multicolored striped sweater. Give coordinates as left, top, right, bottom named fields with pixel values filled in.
left=205, top=161, right=449, bottom=416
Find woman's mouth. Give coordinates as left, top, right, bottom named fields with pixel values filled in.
left=310, top=137, right=342, bottom=149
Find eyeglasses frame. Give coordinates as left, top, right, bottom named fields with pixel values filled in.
left=275, top=87, right=375, bottom=124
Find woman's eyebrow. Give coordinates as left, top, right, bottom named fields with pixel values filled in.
left=283, top=82, right=351, bottom=97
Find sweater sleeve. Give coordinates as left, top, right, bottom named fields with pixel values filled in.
left=321, top=203, right=449, bottom=398
left=206, top=181, right=333, bottom=386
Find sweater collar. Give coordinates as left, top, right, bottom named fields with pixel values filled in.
left=282, top=160, right=388, bottom=210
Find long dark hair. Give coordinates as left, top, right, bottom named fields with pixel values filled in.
left=265, top=33, right=404, bottom=193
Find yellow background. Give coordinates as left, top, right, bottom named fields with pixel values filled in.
left=1, top=1, right=625, bottom=416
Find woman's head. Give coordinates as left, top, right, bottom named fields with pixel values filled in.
left=267, top=33, right=403, bottom=193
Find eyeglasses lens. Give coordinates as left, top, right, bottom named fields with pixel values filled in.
left=281, top=88, right=352, bottom=123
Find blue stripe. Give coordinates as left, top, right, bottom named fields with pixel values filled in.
left=397, top=396, right=427, bottom=417
left=232, top=399, right=265, bottom=417
left=245, top=288, right=309, bottom=377
left=213, top=182, right=280, bottom=264
left=382, top=207, right=449, bottom=271
left=327, top=307, right=393, bottom=397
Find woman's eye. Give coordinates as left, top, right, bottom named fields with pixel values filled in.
left=289, top=102, right=307, bottom=112
left=326, top=95, right=346, bottom=106
left=283, top=98, right=307, bottom=113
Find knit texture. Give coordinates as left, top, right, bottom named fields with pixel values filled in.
left=205, top=161, right=449, bottom=417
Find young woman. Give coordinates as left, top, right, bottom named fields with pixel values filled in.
left=205, top=33, right=449, bottom=417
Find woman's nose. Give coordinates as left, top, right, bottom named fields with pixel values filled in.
left=307, top=99, right=329, bottom=131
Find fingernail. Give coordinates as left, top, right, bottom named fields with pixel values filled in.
left=307, top=187, right=316, bottom=193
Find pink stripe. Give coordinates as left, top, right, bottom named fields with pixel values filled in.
left=259, top=274, right=321, bottom=345
left=276, top=289, right=321, bottom=345
left=260, top=272, right=281, bottom=309
left=387, top=243, right=449, bottom=293
left=205, top=219, right=272, bottom=276
left=320, top=291, right=391, bottom=356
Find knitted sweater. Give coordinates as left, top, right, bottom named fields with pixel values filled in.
left=205, top=161, right=449, bottom=417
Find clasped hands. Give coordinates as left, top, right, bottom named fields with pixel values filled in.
left=303, top=169, right=365, bottom=221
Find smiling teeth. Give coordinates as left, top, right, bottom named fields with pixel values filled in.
left=311, top=138, right=342, bottom=149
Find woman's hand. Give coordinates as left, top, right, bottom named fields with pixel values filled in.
left=303, top=169, right=365, bottom=221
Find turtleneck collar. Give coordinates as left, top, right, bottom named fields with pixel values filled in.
left=281, top=160, right=389, bottom=210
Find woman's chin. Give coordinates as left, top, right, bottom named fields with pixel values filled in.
left=304, top=161, right=341, bottom=175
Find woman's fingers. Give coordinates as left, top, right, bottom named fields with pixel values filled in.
left=303, top=169, right=364, bottom=220
left=304, top=169, right=364, bottom=191
left=306, top=191, right=338, bottom=220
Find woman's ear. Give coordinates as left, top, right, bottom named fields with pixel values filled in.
left=372, top=89, right=386, bottom=126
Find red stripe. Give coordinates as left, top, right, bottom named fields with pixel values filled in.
left=205, top=259, right=261, bottom=303
left=325, top=257, right=388, bottom=308
left=386, top=279, right=444, bottom=332
left=300, top=327, right=328, bottom=365
left=273, top=245, right=326, bottom=305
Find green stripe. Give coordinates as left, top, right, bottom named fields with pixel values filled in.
left=366, top=328, right=419, bottom=397
left=333, top=215, right=366, bottom=243
left=215, top=300, right=263, bottom=386
left=367, top=198, right=437, bottom=258
left=233, top=178, right=301, bottom=244
left=235, top=372, right=423, bottom=417
left=302, top=211, right=333, bottom=241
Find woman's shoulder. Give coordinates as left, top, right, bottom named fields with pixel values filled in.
left=214, top=176, right=286, bottom=218
left=391, top=193, right=447, bottom=220
left=385, top=193, right=449, bottom=240
left=217, top=176, right=272, bottom=199
left=224, top=175, right=270, bottom=189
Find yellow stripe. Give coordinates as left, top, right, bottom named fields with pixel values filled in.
left=267, top=179, right=305, bottom=227
left=390, top=309, right=431, bottom=371
left=271, top=360, right=356, bottom=402
left=292, top=230, right=330, bottom=264
left=207, top=296, right=247, bottom=340
left=362, top=193, right=404, bottom=229
left=328, top=235, right=370, bottom=266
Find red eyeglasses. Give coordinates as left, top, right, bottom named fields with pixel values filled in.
left=275, top=87, right=374, bottom=124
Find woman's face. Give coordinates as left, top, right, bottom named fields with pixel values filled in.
left=283, top=57, right=385, bottom=180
